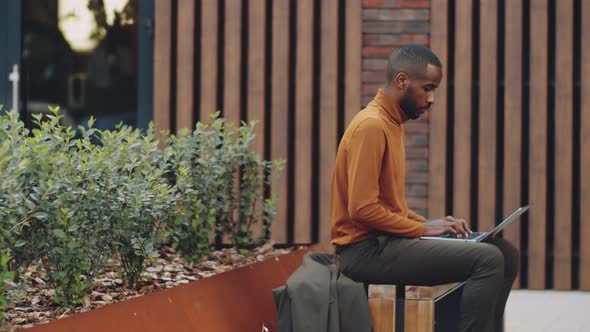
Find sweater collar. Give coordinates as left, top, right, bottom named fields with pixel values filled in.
left=373, top=89, right=408, bottom=125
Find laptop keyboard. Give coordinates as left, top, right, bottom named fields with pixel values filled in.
left=439, top=232, right=485, bottom=240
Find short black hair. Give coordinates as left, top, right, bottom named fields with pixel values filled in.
left=386, top=44, right=442, bottom=84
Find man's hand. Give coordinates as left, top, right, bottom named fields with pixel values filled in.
left=422, top=216, right=472, bottom=237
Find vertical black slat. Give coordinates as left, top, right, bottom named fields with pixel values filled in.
left=264, top=0, right=273, bottom=239
left=311, top=0, right=321, bottom=243
left=470, top=0, right=480, bottom=231
left=241, top=0, right=248, bottom=123
left=170, top=0, right=179, bottom=133
left=287, top=0, right=297, bottom=243
left=193, top=0, right=202, bottom=126
left=520, top=0, right=531, bottom=288
left=236, top=0, right=247, bottom=238
left=546, top=0, right=556, bottom=289
left=580, top=0, right=590, bottom=290
left=216, top=0, right=225, bottom=117
left=215, top=0, right=225, bottom=247
left=265, top=0, right=273, bottom=163
left=395, top=285, right=406, bottom=332
left=446, top=0, right=456, bottom=216
left=496, top=0, right=506, bottom=228
left=573, top=0, right=583, bottom=288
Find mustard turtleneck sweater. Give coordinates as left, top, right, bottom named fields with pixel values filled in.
left=331, top=89, right=427, bottom=246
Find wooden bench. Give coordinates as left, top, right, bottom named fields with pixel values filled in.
left=368, top=282, right=464, bottom=332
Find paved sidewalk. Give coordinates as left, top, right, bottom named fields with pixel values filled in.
left=505, top=290, right=590, bottom=331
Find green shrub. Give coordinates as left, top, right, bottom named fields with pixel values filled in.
left=0, top=108, right=26, bottom=317
left=1, top=108, right=176, bottom=303
left=227, top=121, right=283, bottom=248
left=167, top=128, right=214, bottom=261
left=168, top=113, right=284, bottom=261
left=0, top=108, right=27, bottom=249
left=8, top=109, right=111, bottom=306
left=0, top=250, right=14, bottom=322
left=0, top=106, right=284, bottom=307
left=98, top=124, right=176, bottom=289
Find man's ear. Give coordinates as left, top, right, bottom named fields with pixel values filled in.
left=395, top=72, right=409, bottom=90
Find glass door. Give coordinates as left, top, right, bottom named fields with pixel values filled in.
left=0, top=0, right=153, bottom=130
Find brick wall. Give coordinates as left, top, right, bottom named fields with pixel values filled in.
left=361, top=0, right=431, bottom=217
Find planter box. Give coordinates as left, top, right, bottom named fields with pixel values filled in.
left=23, top=249, right=307, bottom=332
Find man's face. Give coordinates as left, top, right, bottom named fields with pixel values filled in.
left=399, top=64, right=443, bottom=120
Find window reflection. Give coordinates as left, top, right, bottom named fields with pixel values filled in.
left=58, top=0, right=134, bottom=53
left=22, top=0, right=138, bottom=131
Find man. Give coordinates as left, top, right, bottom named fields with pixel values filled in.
left=331, top=44, right=518, bottom=332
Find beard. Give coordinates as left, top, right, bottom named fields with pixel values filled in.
left=399, top=88, right=422, bottom=120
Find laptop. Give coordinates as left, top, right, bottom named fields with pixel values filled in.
left=420, top=206, right=529, bottom=242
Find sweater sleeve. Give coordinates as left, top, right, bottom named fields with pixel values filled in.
left=407, top=209, right=427, bottom=222
left=346, top=119, right=425, bottom=237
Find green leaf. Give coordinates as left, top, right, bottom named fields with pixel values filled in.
left=52, top=229, right=66, bottom=239
left=14, top=240, right=27, bottom=247
left=33, top=212, right=49, bottom=220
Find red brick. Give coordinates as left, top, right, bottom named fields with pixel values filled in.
left=404, top=121, right=429, bottom=134
left=363, top=33, right=429, bottom=47
left=362, top=71, right=387, bottom=83
left=363, top=46, right=395, bottom=58
left=363, top=0, right=430, bottom=8
left=362, top=58, right=388, bottom=71
left=406, top=147, right=428, bottom=159
left=363, top=0, right=386, bottom=8
left=362, top=96, right=374, bottom=106
left=405, top=134, right=428, bottom=147
left=364, top=9, right=429, bottom=21
left=363, top=21, right=430, bottom=34
left=406, top=159, right=428, bottom=172
left=398, top=0, right=430, bottom=9
left=417, top=111, right=430, bottom=122
left=406, top=197, right=428, bottom=209
left=362, top=84, right=381, bottom=95
left=406, top=183, right=428, bottom=196
left=360, top=0, right=432, bottom=216
left=406, top=171, right=428, bottom=184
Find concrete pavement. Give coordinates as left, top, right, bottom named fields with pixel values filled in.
left=505, top=290, right=590, bottom=331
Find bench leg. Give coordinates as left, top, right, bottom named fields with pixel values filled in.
left=404, top=298, right=434, bottom=332
left=368, top=285, right=397, bottom=332
left=369, top=298, right=396, bottom=332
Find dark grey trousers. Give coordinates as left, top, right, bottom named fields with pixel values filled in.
left=336, top=235, right=519, bottom=332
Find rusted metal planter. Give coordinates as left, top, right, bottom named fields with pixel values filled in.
left=24, top=249, right=307, bottom=332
